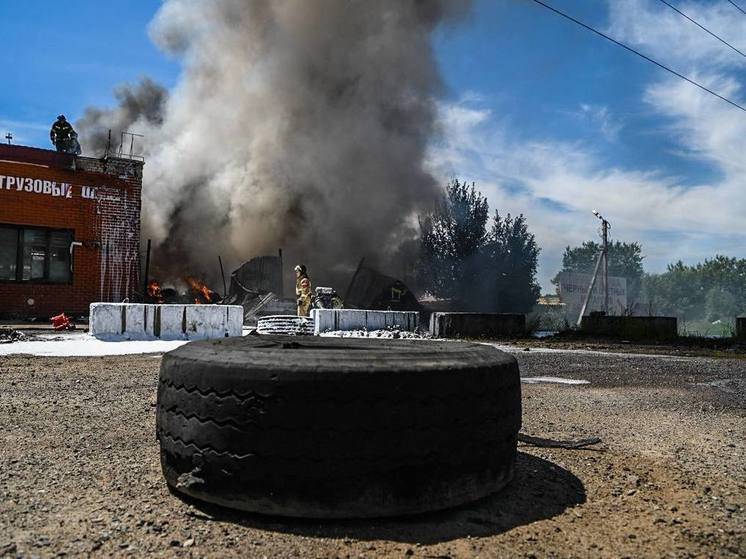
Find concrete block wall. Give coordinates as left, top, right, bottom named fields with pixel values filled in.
left=736, top=317, right=745, bottom=340
left=580, top=315, right=678, bottom=341
left=312, top=309, right=419, bottom=335
left=90, top=303, right=243, bottom=340
left=429, top=312, right=526, bottom=339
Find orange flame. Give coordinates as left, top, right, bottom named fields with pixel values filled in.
left=147, top=280, right=163, bottom=303
left=184, top=276, right=214, bottom=304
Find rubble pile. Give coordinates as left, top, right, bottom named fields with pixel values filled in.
left=223, top=256, right=295, bottom=321
left=0, top=328, right=26, bottom=344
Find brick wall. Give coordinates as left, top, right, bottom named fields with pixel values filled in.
left=0, top=145, right=143, bottom=318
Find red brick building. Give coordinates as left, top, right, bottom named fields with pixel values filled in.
left=0, top=144, right=143, bottom=318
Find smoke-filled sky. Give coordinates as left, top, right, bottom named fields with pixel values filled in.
left=76, top=0, right=475, bottom=287
left=1, top=0, right=744, bottom=290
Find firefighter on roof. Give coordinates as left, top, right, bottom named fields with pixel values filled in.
left=295, top=264, right=312, bottom=317
left=50, top=115, right=80, bottom=154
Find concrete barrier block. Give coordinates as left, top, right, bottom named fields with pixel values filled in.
left=580, top=315, right=678, bottom=340
left=89, top=302, right=127, bottom=338
left=312, top=309, right=419, bottom=335
left=184, top=305, right=244, bottom=338
left=125, top=304, right=149, bottom=336
left=156, top=305, right=183, bottom=338
left=90, top=303, right=243, bottom=340
left=429, top=312, right=526, bottom=338
left=736, top=317, right=745, bottom=340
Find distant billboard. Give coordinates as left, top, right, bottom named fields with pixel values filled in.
left=557, top=271, right=627, bottom=318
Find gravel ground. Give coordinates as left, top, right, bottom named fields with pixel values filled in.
left=0, top=344, right=744, bottom=558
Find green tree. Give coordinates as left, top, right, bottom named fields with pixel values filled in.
left=705, top=287, right=737, bottom=323
left=641, top=261, right=700, bottom=319
left=553, top=241, right=644, bottom=303
left=417, top=180, right=488, bottom=302
left=642, top=256, right=746, bottom=321
left=479, top=212, right=541, bottom=312
left=418, top=180, right=540, bottom=312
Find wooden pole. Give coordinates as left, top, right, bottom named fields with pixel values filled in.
left=278, top=248, right=284, bottom=299
left=218, top=255, right=227, bottom=299
left=602, top=219, right=609, bottom=314
left=142, top=239, right=151, bottom=303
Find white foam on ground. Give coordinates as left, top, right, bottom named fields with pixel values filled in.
left=2, top=328, right=429, bottom=356
left=0, top=332, right=190, bottom=357
left=487, top=343, right=691, bottom=361
left=319, top=329, right=429, bottom=339
left=522, top=376, right=590, bottom=385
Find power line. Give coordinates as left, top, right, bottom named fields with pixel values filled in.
left=528, top=0, right=746, bottom=113
left=656, top=0, right=745, bottom=58
left=726, top=0, right=746, bottom=16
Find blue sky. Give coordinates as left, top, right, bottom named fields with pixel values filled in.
left=0, top=1, right=177, bottom=142
left=1, top=0, right=744, bottom=290
left=435, top=0, right=725, bottom=186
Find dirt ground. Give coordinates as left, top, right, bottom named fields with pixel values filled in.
left=0, top=344, right=744, bottom=558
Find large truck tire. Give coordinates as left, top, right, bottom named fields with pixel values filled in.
left=156, top=335, right=521, bottom=518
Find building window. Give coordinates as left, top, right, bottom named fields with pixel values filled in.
left=0, top=225, right=73, bottom=283
left=0, top=228, right=18, bottom=281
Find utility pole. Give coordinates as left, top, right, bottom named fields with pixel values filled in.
left=593, top=210, right=611, bottom=314
left=577, top=210, right=611, bottom=326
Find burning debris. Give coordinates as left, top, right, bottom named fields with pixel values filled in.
left=219, top=253, right=418, bottom=323
left=184, top=276, right=219, bottom=304
left=147, top=280, right=164, bottom=303
left=146, top=278, right=220, bottom=305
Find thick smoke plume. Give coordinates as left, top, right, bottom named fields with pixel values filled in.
left=77, top=78, right=168, bottom=157
left=80, top=0, right=471, bottom=288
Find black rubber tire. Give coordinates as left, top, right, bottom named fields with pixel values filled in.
left=156, top=335, right=521, bottom=518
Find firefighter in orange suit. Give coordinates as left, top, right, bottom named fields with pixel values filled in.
left=295, top=264, right=312, bottom=317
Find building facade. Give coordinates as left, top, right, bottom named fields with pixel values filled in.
left=0, top=144, right=143, bottom=318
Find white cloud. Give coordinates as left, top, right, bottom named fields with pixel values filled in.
left=428, top=0, right=746, bottom=291
left=608, top=0, right=746, bottom=71
left=578, top=104, right=623, bottom=142
left=429, top=95, right=744, bottom=290
left=0, top=118, right=49, bottom=132
left=0, top=118, right=50, bottom=145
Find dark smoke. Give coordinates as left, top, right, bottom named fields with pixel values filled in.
left=80, top=0, right=472, bottom=290
left=76, top=78, right=167, bottom=156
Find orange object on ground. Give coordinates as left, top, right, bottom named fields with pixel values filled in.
left=50, top=313, right=75, bottom=331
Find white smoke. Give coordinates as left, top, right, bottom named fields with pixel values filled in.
left=82, top=0, right=472, bottom=286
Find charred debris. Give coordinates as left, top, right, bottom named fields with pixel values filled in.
left=144, top=253, right=421, bottom=323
